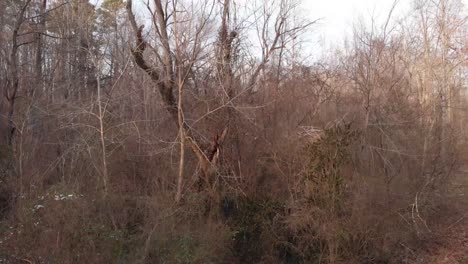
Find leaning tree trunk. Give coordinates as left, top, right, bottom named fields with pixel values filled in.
left=126, top=0, right=226, bottom=193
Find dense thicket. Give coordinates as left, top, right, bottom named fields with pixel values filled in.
left=0, top=0, right=467, bottom=263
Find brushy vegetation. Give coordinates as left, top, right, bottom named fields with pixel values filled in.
left=0, top=0, right=467, bottom=263
left=2, top=122, right=466, bottom=263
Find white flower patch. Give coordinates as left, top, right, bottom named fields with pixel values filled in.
left=53, top=193, right=83, bottom=201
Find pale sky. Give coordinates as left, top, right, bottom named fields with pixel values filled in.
left=92, top=0, right=467, bottom=42
left=301, top=0, right=410, bottom=45
left=300, top=0, right=467, bottom=53
left=91, top=0, right=467, bottom=59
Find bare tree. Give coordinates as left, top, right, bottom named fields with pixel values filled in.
left=4, top=0, right=33, bottom=146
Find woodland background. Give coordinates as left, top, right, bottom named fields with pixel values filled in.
left=0, top=0, right=467, bottom=263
